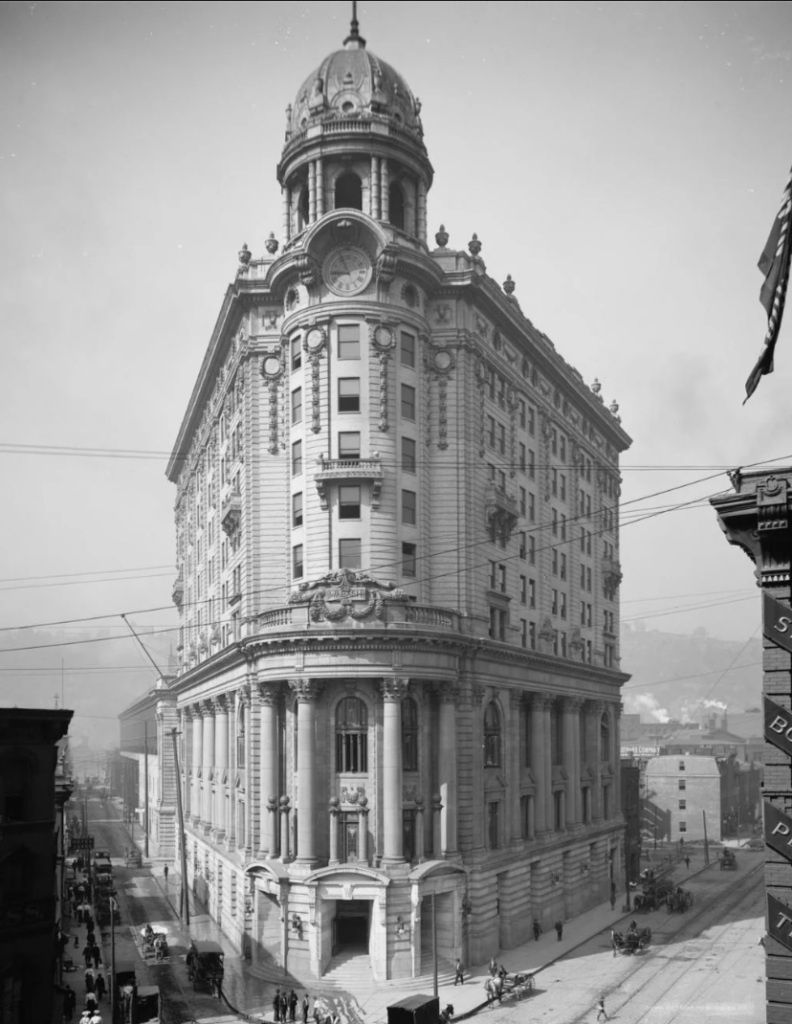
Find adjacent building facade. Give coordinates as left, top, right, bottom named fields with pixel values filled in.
left=163, top=14, right=631, bottom=982
left=0, top=708, right=73, bottom=1024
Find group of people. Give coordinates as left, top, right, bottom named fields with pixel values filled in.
left=62, top=864, right=105, bottom=1024
left=272, top=988, right=316, bottom=1024
left=531, top=918, right=564, bottom=942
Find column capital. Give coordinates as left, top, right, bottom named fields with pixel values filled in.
left=289, top=678, right=323, bottom=703
left=380, top=678, right=410, bottom=702
left=329, top=798, right=341, bottom=818
left=527, top=694, right=554, bottom=713
left=183, top=706, right=196, bottom=721
left=563, top=697, right=585, bottom=714
left=586, top=699, right=607, bottom=716
left=238, top=683, right=252, bottom=709
left=212, top=695, right=229, bottom=715
left=468, top=684, right=485, bottom=706
left=257, top=682, right=282, bottom=707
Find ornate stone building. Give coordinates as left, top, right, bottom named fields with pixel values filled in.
left=164, top=11, right=631, bottom=984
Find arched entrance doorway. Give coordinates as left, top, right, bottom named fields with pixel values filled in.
left=245, top=862, right=289, bottom=978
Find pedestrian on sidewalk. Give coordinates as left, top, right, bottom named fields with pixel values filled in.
left=289, top=989, right=298, bottom=1022
left=64, top=985, right=76, bottom=1023
left=280, top=991, right=289, bottom=1022
left=685, top=856, right=690, bottom=870
left=533, top=918, right=542, bottom=941
left=555, top=920, right=564, bottom=942
left=95, top=974, right=105, bottom=1002
left=273, top=988, right=282, bottom=1023
left=85, top=991, right=99, bottom=1015
left=163, top=864, right=169, bottom=886
left=91, top=945, right=102, bottom=969
left=454, top=958, right=465, bottom=985
left=609, top=892, right=616, bottom=911
left=302, top=994, right=310, bottom=1023
left=596, top=996, right=609, bottom=1021
left=83, top=947, right=93, bottom=970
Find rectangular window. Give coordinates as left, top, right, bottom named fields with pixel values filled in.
left=292, top=440, right=303, bottom=476
left=291, top=387, right=302, bottom=424
left=338, top=324, right=360, bottom=359
left=679, top=761, right=686, bottom=771
left=520, top=576, right=527, bottom=604
left=520, top=487, right=527, bottom=517
left=402, top=490, right=417, bottom=526
left=498, top=424, right=506, bottom=455
left=561, top=631, right=567, bottom=658
left=528, top=406, right=535, bottom=436
left=529, top=493, right=536, bottom=522
left=561, top=554, right=567, bottom=581
left=293, top=493, right=303, bottom=528
left=679, top=779, right=686, bottom=791
left=552, top=508, right=558, bottom=536
left=581, top=601, right=587, bottom=626
left=552, top=589, right=559, bottom=616
left=561, top=592, right=567, bottom=620
left=529, top=449, right=536, bottom=480
left=338, top=378, right=360, bottom=413
left=291, top=336, right=302, bottom=371
left=560, top=474, right=567, bottom=502
left=529, top=579, right=536, bottom=609
left=679, top=800, right=687, bottom=811
left=529, top=536, right=536, bottom=565
left=560, top=436, right=567, bottom=462
left=293, top=544, right=304, bottom=579
left=499, top=564, right=507, bottom=593
left=489, top=607, right=506, bottom=641
left=519, top=399, right=526, bottom=429
left=679, top=822, right=687, bottom=833
left=339, top=486, right=362, bottom=520
left=580, top=528, right=586, bottom=552
left=339, top=539, right=361, bottom=569
left=402, top=543, right=417, bottom=578
left=498, top=470, right=506, bottom=491
left=561, top=515, right=567, bottom=541
left=339, top=432, right=361, bottom=460
left=552, top=468, right=558, bottom=496
left=401, top=331, right=416, bottom=368
left=521, top=619, right=528, bottom=648
left=551, top=428, right=558, bottom=456
left=401, top=384, right=416, bottom=421
left=529, top=621, right=537, bottom=650
left=488, top=802, right=500, bottom=849
left=488, top=415, right=496, bottom=448
left=552, top=549, right=559, bottom=576
left=519, top=532, right=527, bottom=560
left=587, top=567, right=592, bottom=592
left=402, top=437, right=417, bottom=473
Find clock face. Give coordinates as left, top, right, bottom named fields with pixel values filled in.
left=306, top=328, right=325, bottom=351
left=262, top=356, right=281, bottom=377
left=325, top=248, right=371, bottom=296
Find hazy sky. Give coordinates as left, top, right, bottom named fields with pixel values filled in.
left=1, top=0, right=791, bottom=734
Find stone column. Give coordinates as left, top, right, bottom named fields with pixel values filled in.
left=563, top=699, right=583, bottom=829
left=258, top=683, right=280, bottom=859
left=192, top=706, right=203, bottom=827
left=240, top=685, right=254, bottom=856
left=380, top=159, right=389, bottom=220
left=290, top=680, right=322, bottom=865
left=417, top=178, right=428, bottom=244
left=202, top=701, right=215, bottom=833
left=530, top=696, right=550, bottom=834
left=227, top=699, right=237, bottom=849
left=381, top=679, right=409, bottom=864
left=371, top=156, right=380, bottom=218
left=213, top=696, right=229, bottom=842
left=544, top=701, right=554, bottom=831
left=612, top=702, right=623, bottom=814
left=508, top=691, right=523, bottom=845
left=415, top=798, right=426, bottom=861
left=432, top=795, right=443, bottom=856
left=309, top=161, right=317, bottom=223
left=282, top=186, right=291, bottom=244
left=438, top=684, right=459, bottom=856
left=587, top=701, right=604, bottom=823
left=316, top=158, right=324, bottom=218
left=329, top=800, right=340, bottom=865
left=280, top=797, right=292, bottom=861
left=358, top=800, right=369, bottom=865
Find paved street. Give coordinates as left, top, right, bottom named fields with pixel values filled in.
left=78, top=799, right=766, bottom=1024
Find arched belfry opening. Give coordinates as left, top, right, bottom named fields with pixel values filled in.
left=299, top=187, right=310, bottom=230
left=388, top=181, right=405, bottom=230
left=335, top=172, right=363, bottom=211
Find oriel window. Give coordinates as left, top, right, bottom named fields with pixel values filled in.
left=484, top=702, right=502, bottom=768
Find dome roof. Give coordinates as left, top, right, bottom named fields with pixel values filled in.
left=287, top=32, right=423, bottom=140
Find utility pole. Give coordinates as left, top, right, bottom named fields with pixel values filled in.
left=703, top=811, right=710, bottom=866
left=144, top=720, right=150, bottom=859
left=109, top=895, right=117, bottom=1021
left=170, top=728, right=190, bottom=925
left=432, top=893, right=438, bottom=1000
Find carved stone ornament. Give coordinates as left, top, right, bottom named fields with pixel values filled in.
left=376, top=247, right=399, bottom=288
left=380, top=678, right=410, bottom=703
left=435, top=225, right=449, bottom=249
left=289, top=679, right=323, bottom=703
left=341, top=787, right=366, bottom=806
left=305, top=327, right=326, bottom=434
left=288, top=569, right=408, bottom=624
left=403, top=785, right=419, bottom=804
left=257, top=682, right=281, bottom=707
left=474, top=314, right=489, bottom=339
left=370, top=323, right=396, bottom=351
left=435, top=304, right=452, bottom=324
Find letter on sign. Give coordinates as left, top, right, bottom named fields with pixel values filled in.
left=764, top=593, right=792, bottom=655
left=765, top=803, right=792, bottom=862
left=765, top=696, right=792, bottom=759
left=768, top=893, right=792, bottom=954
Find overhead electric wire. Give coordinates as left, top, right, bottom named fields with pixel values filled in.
left=621, top=659, right=762, bottom=690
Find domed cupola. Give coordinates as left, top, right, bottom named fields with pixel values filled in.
left=277, top=4, right=434, bottom=248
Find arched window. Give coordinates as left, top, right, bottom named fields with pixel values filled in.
left=237, top=705, right=246, bottom=769
left=484, top=702, right=502, bottom=768
left=389, top=182, right=405, bottom=230
left=600, top=712, right=611, bottom=761
left=402, top=698, right=419, bottom=772
left=336, top=697, right=368, bottom=773
left=335, top=172, right=363, bottom=211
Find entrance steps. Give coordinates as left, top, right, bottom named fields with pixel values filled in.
left=322, top=951, right=375, bottom=991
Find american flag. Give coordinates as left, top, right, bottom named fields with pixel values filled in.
left=745, top=164, right=792, bottom=402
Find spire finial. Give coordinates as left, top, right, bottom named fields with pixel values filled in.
left=345, top=0, right=366, bottom=47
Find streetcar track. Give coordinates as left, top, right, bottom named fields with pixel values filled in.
left=562, top=864, right=764, bottom=1023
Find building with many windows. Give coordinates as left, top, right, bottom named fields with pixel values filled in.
left=163, top=11, right=631, bottom=983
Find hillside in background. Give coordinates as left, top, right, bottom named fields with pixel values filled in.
left=620, top=622, right=762, bottom=724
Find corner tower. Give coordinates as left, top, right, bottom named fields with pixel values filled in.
left=277, top=10, right=433, bottom=245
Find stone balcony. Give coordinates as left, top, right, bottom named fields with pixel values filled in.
left=221, top=489, right=242, bottom=537
left=315, top=456, right=384, bottom=510
left=602, top=557, right=623, bottom=588
left=485, top=485, right=519, bottom=536
left=256, top=600, right=460, bottom=634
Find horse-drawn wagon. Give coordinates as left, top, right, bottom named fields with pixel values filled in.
left=612, top=924, right=651, bottom=955
left=721, top=849, right=737, bottom=871
left=186, top=939, right=225, bottom=996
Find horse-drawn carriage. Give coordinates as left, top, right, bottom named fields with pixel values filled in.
left=721, top=849, right=738, bottom=871
left=142, top=925, right=170, bottom=961
left=633, top=879, right=674, bottom=912
left=483, top=971, right=535, bottom=1005
left=666, top=887, right=694, bottom=913
left=124, top=846, right=142, bottom=867
left=186, top=939, right=225, bottom=996
left=612, top=924, right=652, bottom=956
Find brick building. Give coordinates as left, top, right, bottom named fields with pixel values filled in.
left=160, top=11, right=632, bottom=983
